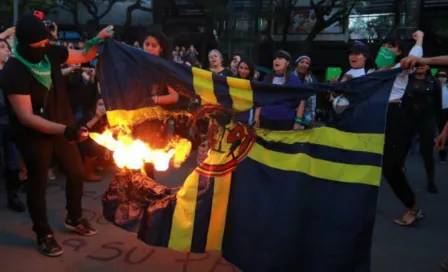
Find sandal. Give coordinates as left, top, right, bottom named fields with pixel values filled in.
left=394, top=209, right=424, bottom=227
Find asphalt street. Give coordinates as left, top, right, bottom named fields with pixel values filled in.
left=0, top=153, right=446, bottom=272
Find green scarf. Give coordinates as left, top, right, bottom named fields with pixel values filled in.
left=13, top=46, right=52, bottom=89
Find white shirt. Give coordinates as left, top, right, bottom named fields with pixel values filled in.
left=344, top=68, right=375, bottom=78
left=388, top=45, right=423, bottom=101
left=442, top=84, right=448, bottom=109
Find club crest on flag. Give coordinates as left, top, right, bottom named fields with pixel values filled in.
left=196, top=121, right=256, bottom=177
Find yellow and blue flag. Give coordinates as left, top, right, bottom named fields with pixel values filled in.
left=98, top=39, right=401, bottom=272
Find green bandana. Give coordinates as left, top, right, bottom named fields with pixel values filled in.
left=13, top=46, right=52, bottom=89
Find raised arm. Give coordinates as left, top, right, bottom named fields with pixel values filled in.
left=153, top=85, right=179, bottom=105
left=64, top=26, right=114, bottom=65
left=401, top=55, right=448, bottom=69
left=407, top=31, right=424, bottom=58
left=0, top=27, right=15, bottom=40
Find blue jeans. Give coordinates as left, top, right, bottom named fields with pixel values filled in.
left=0, top=125, right=20, bottom=171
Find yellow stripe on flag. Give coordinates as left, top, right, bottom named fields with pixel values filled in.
left=248, top=143, right=382, bottom=186
left=227, top=77, right=254, bottom=112
left=206, top=174, right=232, bottom=251
left=256, top=126, right=385, bottom=155
left=169, top=171, right=200, bottom=251
left=106, top=107, right=191, bottom=127
left=192, top=67, right=217, bottom=105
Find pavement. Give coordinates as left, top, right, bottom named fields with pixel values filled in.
left=0, top=153, right=447, bottom=272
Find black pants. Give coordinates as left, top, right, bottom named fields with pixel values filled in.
left=15, top=133, right=84, bottom=237
left=437, top=109, right=448, bottom=161
left=0, top=126, right=21, bottom=193
left=382, top=103, right=416, bottom=209
left=401, top=101, right=436, bottom=184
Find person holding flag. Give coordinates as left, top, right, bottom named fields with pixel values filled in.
left=401, top=55, right=448, bottom=149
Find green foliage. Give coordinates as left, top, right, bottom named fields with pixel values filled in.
left=24, top=0, right=56, bottom=12
left=0, top=0, right=57, bottom=26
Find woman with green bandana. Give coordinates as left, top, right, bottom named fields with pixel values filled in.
left=372, top=31, right=427, bottom=227
left=0, top=12, right=113, bottom=257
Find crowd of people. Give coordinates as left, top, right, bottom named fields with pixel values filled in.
left=0, top=12, right=447, bottom=268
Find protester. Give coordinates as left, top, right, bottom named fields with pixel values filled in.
left=401, top=54, right=448, bottom=150
left=235, top=58, right=256, bottom=125
left=186, top=44, right=198, bottom=59
left=0, top=12, right=113, bottom=257
left=172, top=45, right=182, bottom=63
left=0, top=35, right=26, bottom=212
left=208, top=49, right=232, bottom=76
left=339, top=40, right=375, bottom=79
left=294, top=55, right=317, bottom=128
left=78, top=96, right=108, bottom=180
left=377, top=31, right=426, bottom=226
left=230, top=53, right=241, bottom=76
left=134, top=30, right=179, bottom=179
left=254, top=50, right=304, bottom=131
left=400, top=65, right=440, bottom=194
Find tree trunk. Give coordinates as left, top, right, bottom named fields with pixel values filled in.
left=299, top=24, right=321, bottom=55
left=281, top=10, right=289, bottom=48
left=282, top=23, right=288, bottom=48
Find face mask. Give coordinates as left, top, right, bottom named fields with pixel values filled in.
left=98, top=105, right=106, bottom=112
left=17, top=43, right=49, bottom=63
left=375, top=47, right=396, bottom=69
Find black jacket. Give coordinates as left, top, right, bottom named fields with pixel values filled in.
left=403, top=74, right=442, bottom=115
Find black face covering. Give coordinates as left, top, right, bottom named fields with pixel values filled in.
left=16, top=43, right=49, bottom=63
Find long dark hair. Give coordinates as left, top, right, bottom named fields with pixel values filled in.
left=0, top=39, right=11, bottom=51
left=141, top=30, right=172, bottom=60
left=237, top=59, right=255, bottom=80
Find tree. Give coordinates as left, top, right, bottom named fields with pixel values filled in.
left=302, top=0, right=362, bottom=50
left=269, top=0, right=299, bottom=47
left=80, top=0, right=120, bottom=30
left=123, top=0, right=154, bottom=28
left=0, top=0, right=55, bottom=27
left=48, top=0, right=81, bottom=31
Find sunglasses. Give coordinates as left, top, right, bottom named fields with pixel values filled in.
left=437, top=74, right=447, bottom=78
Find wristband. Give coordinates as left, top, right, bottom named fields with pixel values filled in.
left=84, top=36, right=104, bottom=53
left=294, top=117, right=302, bottom=124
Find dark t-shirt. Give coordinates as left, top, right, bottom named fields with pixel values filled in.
left=0, top=45, right=74, bottom=135
left=213, top=68, right=233, bottom=77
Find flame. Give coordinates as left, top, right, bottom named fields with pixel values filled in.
left=90, top=129, right=191, bottom=171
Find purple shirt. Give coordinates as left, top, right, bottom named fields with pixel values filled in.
left=260, top=73, right=302, bottom=120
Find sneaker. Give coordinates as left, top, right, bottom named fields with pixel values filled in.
left=37, top=234, right=63, bottom=257
left=65, top=218, right=98, bottom=236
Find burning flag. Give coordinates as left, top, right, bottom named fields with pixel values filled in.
left=96, top=39, right=403, bottom=272
left=90, top=129, right=192, bottom=171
